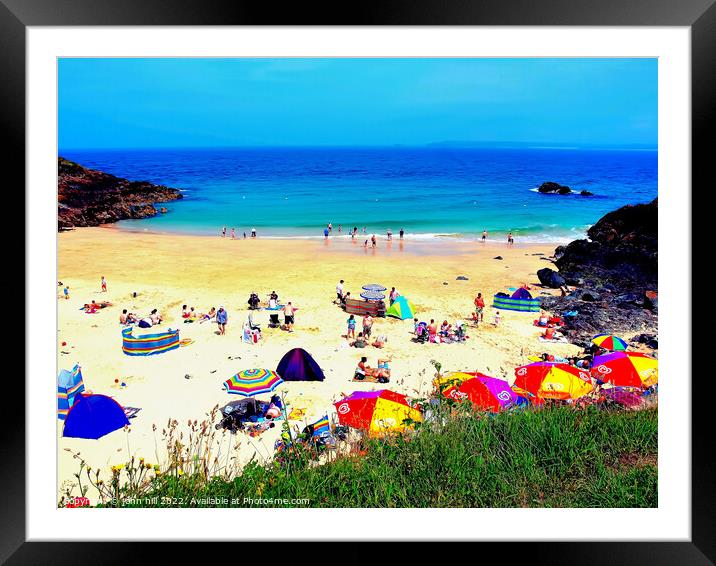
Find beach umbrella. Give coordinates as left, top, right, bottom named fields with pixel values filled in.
left=513, top=362, right=593, bottom=401
left=224, top=368, right=283, bottom=397
left=591, top=352, right=658, bottom=388
left=362, top=283, right=387, bottom=292
left=334, top=390, right=422, bottom=436
left=442, top=372, right=519, bottom=412
left=591, top=334, right=628, bottom=351
left=360, top=290, right=386, bottom=301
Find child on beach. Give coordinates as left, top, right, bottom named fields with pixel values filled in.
left=347, top=315, right=356, bottom=339
left=63, top=286, right=70, bottom=299
left=101, top=276, right=107, bottom=292
left=493, top=311, right=501, bottom=326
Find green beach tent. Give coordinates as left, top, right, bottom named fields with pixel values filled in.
left=386, top=296, right=416, bottom=320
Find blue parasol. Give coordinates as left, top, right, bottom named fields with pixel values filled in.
left=360, top=290, right=385, bottom=301
left=362, top=283, right=387, bottom=292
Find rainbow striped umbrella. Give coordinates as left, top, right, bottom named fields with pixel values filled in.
left=592, top=334, right=628, bottom=351
left=224, top=369, right=283, bottom=397
left=591, top=352, right=658, bottom=388
left=513, top=362, right=593, bottom=401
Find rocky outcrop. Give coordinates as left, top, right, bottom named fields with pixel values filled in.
left=540, top=198, right=658, bottom=347
left=537, top=181, right=593, bottom=196
left=58, top=157, right=182, bottom=231
left=537, top=267, right=566, bottom=289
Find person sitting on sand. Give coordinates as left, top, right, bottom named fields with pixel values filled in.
left=427, top=319, right=438, bottom=341
left=440, top=320, right=451, bottom=337
left=376, top=356, right=392, bottom=379
left=200, top=307, right=216, bottom=323
left=372, top=335, right=387, bottom=348
left=181, top=305, right=190, bottom=319
left=349, top=332, right=367, bottom=348
left=537, top=311, right=549, bottom=327
left=149, top=309, right=162, bottom=326
left=185, top=307, right=198, bottom=323
left=138, top=315, right=153, bottom=328
left=341, top=291, right=351, bottom=308
left=355, top=356, right=370, bottom=380
left=120, top=310, right=129, bottom=325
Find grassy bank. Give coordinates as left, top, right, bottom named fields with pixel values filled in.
left=95, top=406, right=656, bottom=508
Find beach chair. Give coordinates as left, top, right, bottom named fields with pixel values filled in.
left=268, top=313, right=280, bottom=328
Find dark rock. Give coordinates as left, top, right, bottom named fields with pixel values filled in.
left=456, top=276, right=469, bottom=280
left=531, top=253, right=545, bottom=256
left=537, top=267, right=566, bottom=289
left=633, top=333, right=658, bottom=349
left=569, top=289, right=601, bottom=302
left=554, top=198, right=657, bottom=293
left=537, top=181, right=572, bottom=195
left=494, top=256, right=503, bottom=260
left=57, top=157, right=183, bottom=231
left=579, top=190, right=594, bottom=196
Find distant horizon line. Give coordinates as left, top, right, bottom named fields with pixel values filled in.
left=59, top=142, right=658, bottom=153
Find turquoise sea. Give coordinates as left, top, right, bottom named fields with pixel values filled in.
left=60, top=147, right=657, bottom=243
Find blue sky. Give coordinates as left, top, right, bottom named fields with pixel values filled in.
left=58, top=58, right=657, bottom=150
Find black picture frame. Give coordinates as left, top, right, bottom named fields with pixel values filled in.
left=4, top=0, right=707, bottom=561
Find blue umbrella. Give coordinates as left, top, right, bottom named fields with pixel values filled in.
left=360, top=290, right=385, bottom=301
left=362, top=283, right=386, bottom=292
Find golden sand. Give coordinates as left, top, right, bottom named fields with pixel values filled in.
left=57, top=227, right=582, bottom=498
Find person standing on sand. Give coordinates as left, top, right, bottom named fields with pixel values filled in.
left=336, top=280, right=345, bottom=303
left=347, top=314, right=356, bottom=339
left=283, top=302, right=296, bottom=332
left=474, top=293, right=485, bottom=324
left=362, top=313, right=374, bottom=338
left=216, top=306, right=228, bottom=335
left=63, top=285, right=70, bottom=299
left=389, top=287, right=399, bottom=305
left=493, top=310, right=501, bottom=326
left=482, top=230, right=487, bottom=243
left=101, top=276, right=107, bottom=292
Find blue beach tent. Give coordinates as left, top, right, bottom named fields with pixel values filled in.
left=62, top=394, right=130, bottom=439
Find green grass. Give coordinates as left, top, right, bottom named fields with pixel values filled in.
left=117, top=406, right=657, bottom=508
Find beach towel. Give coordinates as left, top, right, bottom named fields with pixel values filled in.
left=288, top=408, right=306, bottom=420
left=538, top=335, right=569, bottom=344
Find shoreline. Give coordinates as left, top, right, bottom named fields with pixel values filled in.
left=88, top=223, right=564, bottom=257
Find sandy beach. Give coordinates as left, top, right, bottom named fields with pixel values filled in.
left=57, top=227, right=583, bottom=498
